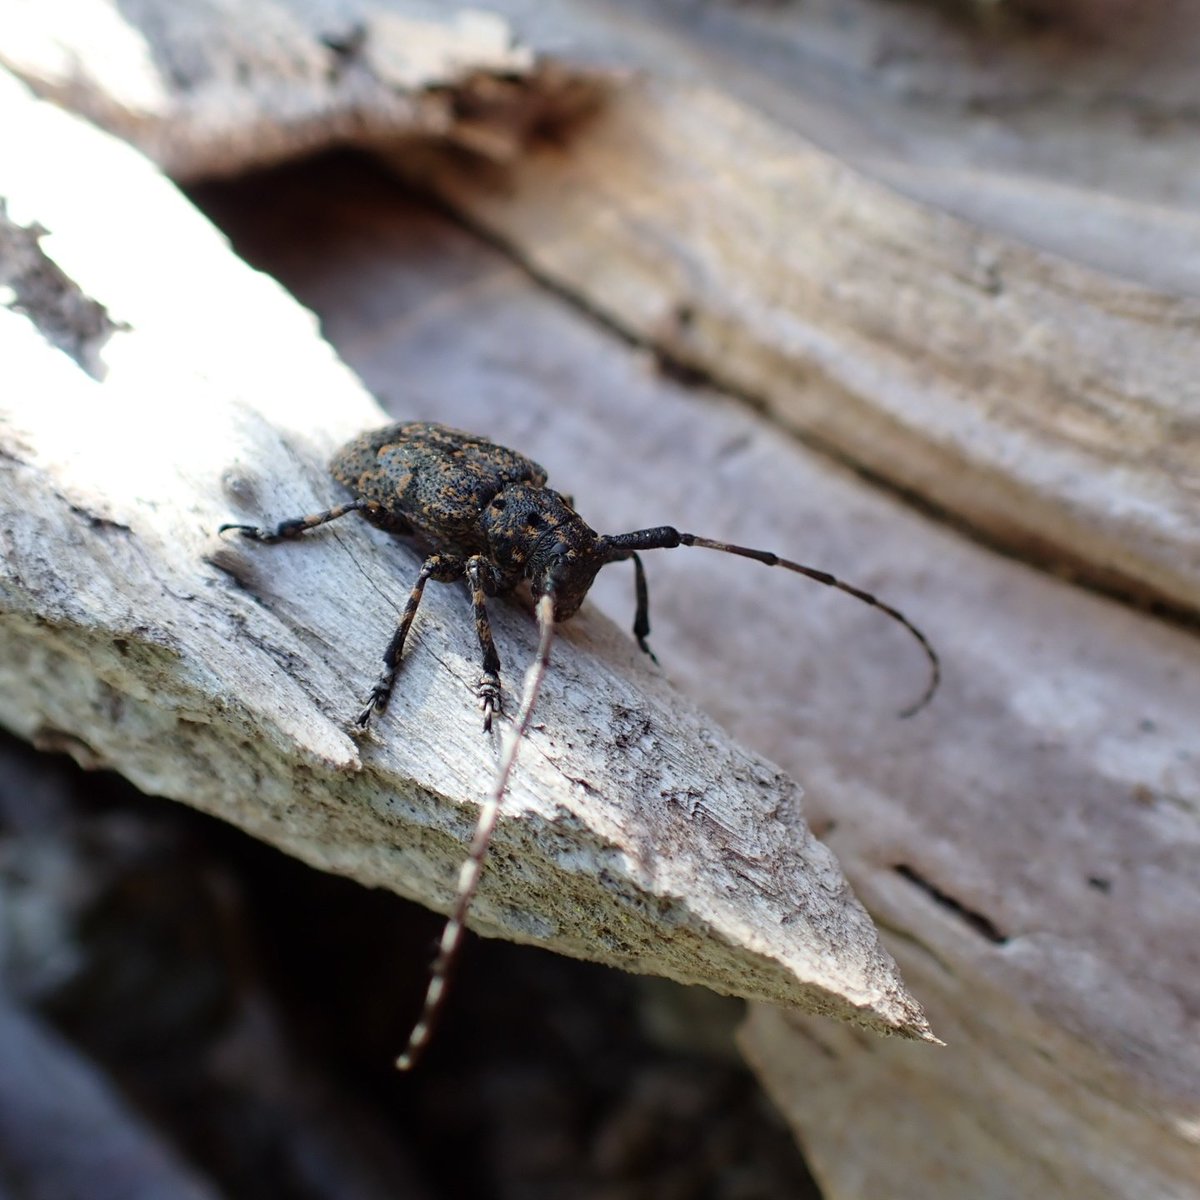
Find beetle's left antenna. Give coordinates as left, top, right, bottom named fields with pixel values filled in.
left=395, top=592, right=557, bottom=1071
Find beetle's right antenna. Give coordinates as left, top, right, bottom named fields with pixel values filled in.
left=601, top=527, right=940, bottom=717
left=395, top=591, right=557, bottom=1071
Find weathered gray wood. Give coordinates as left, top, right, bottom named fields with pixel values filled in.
left=196, top=156, right=1200, bottom=1200
left=0, top=1, right=604, bottom=179
left=5, top=2, right=1200, bottom=1196
left=0, top=68, right=933, bottom=1045
left=408, top=76, right=1200, bottom=621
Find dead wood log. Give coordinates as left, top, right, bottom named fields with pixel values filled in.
left=0, top=2, right=604, bottom=179
left=0, top=67, right=932, bottom=1048
left=5, top=2, right=1200, bottom=1196
left=406, top=75, right=1200, bottom=620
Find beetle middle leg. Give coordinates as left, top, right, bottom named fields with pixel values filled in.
left=465, top=555, right=503, bottom=733
left=356, top=553, right=458, bottom=730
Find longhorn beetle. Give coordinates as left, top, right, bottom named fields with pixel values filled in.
left=220, top=421, right=940, bottom=1070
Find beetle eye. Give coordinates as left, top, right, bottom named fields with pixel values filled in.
left=490, top=496, right=506, bottom=510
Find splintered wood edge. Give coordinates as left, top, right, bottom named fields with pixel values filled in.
left=0, top=66, right=936, bottom=1044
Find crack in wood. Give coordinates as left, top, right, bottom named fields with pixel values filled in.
left=894, top=864, right=1008, bottom=945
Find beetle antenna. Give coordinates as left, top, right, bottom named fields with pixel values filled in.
left=396, top=592, right=557, bottom=1070
left=601, top=527, right=939, bottom=717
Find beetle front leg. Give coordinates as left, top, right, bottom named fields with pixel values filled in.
left=220, top=499, right=376, bottom=543
left=356, top=553, right=455, bottom=730
left=465, top=555, right=503, bottom=733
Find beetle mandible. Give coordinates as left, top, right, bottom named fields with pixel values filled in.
left=221, top=420, right=940, bottom=1069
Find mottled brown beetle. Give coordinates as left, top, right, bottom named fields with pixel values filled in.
left=221, top=420, right=939, bottom=1069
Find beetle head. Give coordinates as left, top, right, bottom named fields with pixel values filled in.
left=482, top=485, right=604, bottom=620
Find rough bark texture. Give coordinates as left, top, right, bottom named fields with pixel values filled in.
left=4, top=1, right=1200, bottom=1197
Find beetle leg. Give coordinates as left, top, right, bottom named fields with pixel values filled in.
left=355, top=553, right=452, bottom=730
left=609, top=550, right=658, bottom=663
left=628, top=551, right=659, bottom=663
left=465, top=555, right=503, bottom=733
left=219, top=499, right=377, bottom=543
